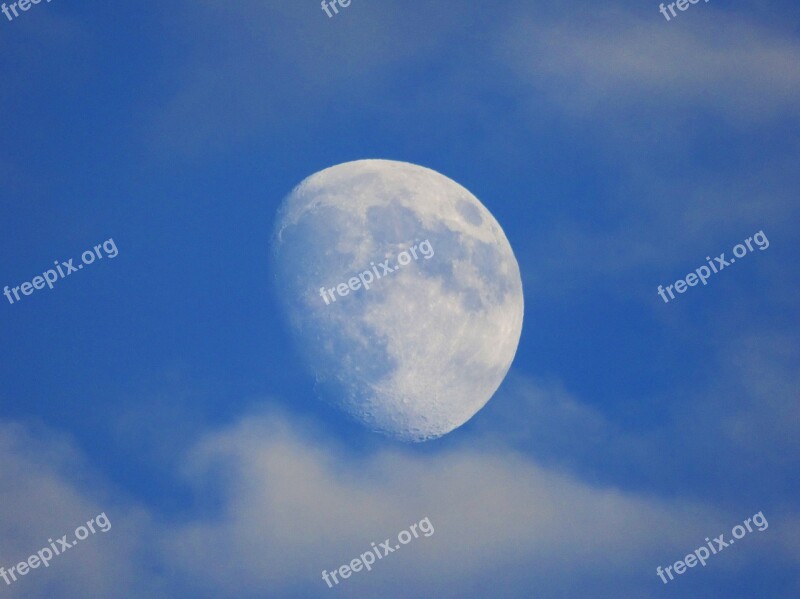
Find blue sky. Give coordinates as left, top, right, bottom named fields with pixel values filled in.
left=1, top=0, right=799, bottom=597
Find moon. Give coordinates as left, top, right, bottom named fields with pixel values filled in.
left=271, top=159, right=524, bottom=442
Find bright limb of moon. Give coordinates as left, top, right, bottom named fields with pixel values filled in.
left=271, top=159, right=524, bottom=442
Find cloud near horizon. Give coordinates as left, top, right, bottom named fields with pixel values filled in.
left=4, top=404, right=795, bottom=598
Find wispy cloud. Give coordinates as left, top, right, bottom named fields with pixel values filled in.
left=0, top=423, right=164, bottom=598
left=164, top=409, right=719, bottom=598
left=500, top=8, right=800, bottom=123
left=4, top=393, right=799, bottom=598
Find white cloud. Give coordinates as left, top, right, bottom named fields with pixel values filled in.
left=475, top=327, right=800, bottom=507
left=0, top=422, right=164, bottom=598
left=487, top=6, right=800, bottom=295
left=0, top=413, right=714, bottom=598
left=500, top=8, right=800, bottom=123
left=165, top=409, right=719, bottom=598
left=2, top=394, right=797, bottom=598
left=146, top=1, right=462, bottom=155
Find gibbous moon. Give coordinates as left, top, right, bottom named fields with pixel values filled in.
left=271, top=159, right=523, bottom=441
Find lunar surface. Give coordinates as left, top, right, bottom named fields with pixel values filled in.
left=271, top=159, right=523, bottom=441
